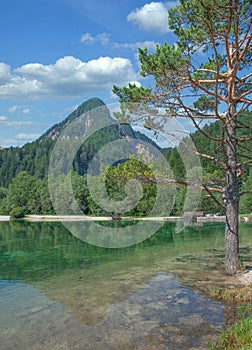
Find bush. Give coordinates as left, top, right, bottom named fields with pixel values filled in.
left=208, top=286, right=252, bottom=350
left=10, top=206, right=26, bottom=219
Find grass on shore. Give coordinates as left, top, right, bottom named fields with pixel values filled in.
left=208, top=285, right=252, bottom=350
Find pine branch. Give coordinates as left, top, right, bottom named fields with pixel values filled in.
left=240, top=190, right=252, bottom=196
left=201, top=183, right=225, bottom=209
left=237, top=159, right=252, bottom=167
left=237, top=89, right=252, bottom=101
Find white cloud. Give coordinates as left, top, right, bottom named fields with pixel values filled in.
left=80, top=33, right=96, bottom=44
left=7, top=105, right=30, bottom=114
left=0, top=138, right=20, bottom=147
left=7, top=105, right=19, bottom=113
left=80, top=33, right=110, bottom=45
left=127, top=2, right=177, bottom=34
left=0, top=132, right=40, bottom=147
left=16, top=133, right=40, bottom=140
left=22, top=108, right=30, bottom=114
left=5, top=121, right=36, bottom=128
left=113, top=40, right=157, bottom=51
left=0, top=63, right=11, bottom=83
left=0, top=118, right=36, bottom=128
left=81, top=33, right=158, bottom=52
left=0, top=56, right=139, bottom=100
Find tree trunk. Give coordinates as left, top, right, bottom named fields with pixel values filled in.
left=225, top=185, right=240, bottom=275
left=224, top=103, right=240, bottom=275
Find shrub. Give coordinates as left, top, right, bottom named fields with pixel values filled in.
left=10, top=206, right=26, bottom=219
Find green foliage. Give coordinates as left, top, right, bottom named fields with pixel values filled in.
left=34, top=179, right=54, bottom=214
left=168, top=0, right=251, bottom=64
left=113, top=83, right=151, bottom=104
left=240, top=168, right=252, bottom=214
left=0, top=94, right=251, bottom=217
left=10, top=206, right=26, bottom=219
left=104, top=156, right=157, bottom=217
left=0, top=187, right=8, bottom=214
left=209, top=304, right=252, bottom=350
left=113, top=0, right=252, bottom=113
left=112, top=0, right=252, bottom=218
left=39, top=97, right=106, bottom=143
left=193, top=95, right=216, bottom=113
left=5, top=171, right=37, bottom=214
left=0, top=97, right=161, bottom=188
left=0, top=98, right=108, bottom=187
left=0, top=113, right=251, bottom=216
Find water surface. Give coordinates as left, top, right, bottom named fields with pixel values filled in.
left=0, top=221, right=251, bottom=349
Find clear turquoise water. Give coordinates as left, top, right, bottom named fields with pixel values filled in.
left=0, top=221, right=251, bottom=350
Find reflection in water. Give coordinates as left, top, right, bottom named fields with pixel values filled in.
left=0, top=275, right=223, bottom=350
left=0, top=221, right=251, bottom=349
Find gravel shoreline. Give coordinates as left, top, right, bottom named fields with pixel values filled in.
left=0, top=214, right=217, bottom=222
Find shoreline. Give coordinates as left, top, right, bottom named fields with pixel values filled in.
left=0, top=214, right=251, bottom=223
left=0, top=214, right=227, bottom=222
left=0, top=216, right=10, bottom=221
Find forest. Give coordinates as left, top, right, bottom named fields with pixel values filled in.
left=0, top=98, right=251, bottom=218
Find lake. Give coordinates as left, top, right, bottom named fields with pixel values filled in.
left=0, top=221, right=251, bottom=350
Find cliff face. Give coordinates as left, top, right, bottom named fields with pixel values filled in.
left=38, top=97, right=107, bottom=142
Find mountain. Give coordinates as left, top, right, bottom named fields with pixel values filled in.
left=38, top=97, right=107, bottom=142
left=0, top=100, right=250, bottom=216
left=0, top=97, right=162, bottom=187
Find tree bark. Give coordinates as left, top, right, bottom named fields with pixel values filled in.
left=225, top=187, right=240, bottom=275
left=224, top=103, right=240, bottom=275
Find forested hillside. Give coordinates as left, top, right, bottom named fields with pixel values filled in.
left=0, top=97, right=159, bottom=187
left=0, top=98, right=251, bottom=218
left=182, top=112, right=252, bottom=215
left=0, top=98, right=106, bottom=187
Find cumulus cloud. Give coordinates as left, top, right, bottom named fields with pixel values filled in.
left=127, top=2, right=177, bottom=34
left=0, top=56, right=139, bottom=100
left=0, top=115, right=7, bottom=121
left=0, top=63, right=11, bottom=84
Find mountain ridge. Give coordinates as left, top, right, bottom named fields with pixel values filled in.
left=0, top=97, right=162, bottom=187
left=38, top=97, right=107, bottom=142
left=0, top=103, right=251, bottom=216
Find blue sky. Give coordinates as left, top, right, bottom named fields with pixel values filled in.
left=0, top=0, right=179, bottom=147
